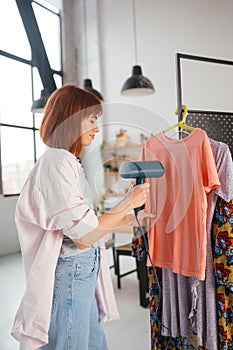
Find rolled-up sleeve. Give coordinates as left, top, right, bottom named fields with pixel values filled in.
left=63, top=207, right=98, bottom=239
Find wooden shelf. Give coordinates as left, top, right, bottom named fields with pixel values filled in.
left=102, top=139, right=142, bottom=201
left=104, top=171, right=119, bottom=175
left=104, top=157, right=138, bottom=163
left=105, top=193, right=122, bottom=198
left=103, top=142, right=143, bottom=150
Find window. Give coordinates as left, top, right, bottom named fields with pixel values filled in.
left=0, top=0, right=63, bottom=195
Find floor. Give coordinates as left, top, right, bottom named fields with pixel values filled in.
left=0, top=245, right=151, bottom=350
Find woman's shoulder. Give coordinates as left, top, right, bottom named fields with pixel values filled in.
left=41, top=147, right=80, bottom=169
left=28, top=148, right=82, bottom=187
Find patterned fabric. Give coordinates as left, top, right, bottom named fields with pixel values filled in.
left=131, top=226, right=147, bottom=261
left=160, top=138, right=233, bottom=349
left=212, top=197, right=233, bottom=350
left=148, top=268, right=205, bottom=350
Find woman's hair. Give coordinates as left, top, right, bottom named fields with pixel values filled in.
left=40, top=84, right=103, bottom=157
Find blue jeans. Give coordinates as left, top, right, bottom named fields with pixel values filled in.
left=41, top=247, right=108, bottom=350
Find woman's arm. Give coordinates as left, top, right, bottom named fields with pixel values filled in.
left=73, top=183, right=150, bottom=249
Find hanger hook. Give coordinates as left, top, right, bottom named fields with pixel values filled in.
left=174, top=104, right=188, bottom=123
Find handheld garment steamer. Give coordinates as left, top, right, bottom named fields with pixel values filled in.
left=119, top=160, right=164, bottom=214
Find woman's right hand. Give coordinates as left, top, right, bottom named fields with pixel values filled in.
left=123, top=183, right=150, bottom=211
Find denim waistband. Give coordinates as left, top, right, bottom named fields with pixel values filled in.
left=58, top=246, right=100, bottom=264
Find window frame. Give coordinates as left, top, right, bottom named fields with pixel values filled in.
left=0, top=0, right=63, bottom=196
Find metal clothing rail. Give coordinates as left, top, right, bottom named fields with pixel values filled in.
left=175, top=53, right=233, bottom=155
left=176, top=52, right=233, bottom=120
left=186, top=110, right=233, bottom=115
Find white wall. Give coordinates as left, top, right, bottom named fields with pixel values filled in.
left=99, top=0, right=233, bottom=121
left=0, top=196, right=19, bottom=256
left=1, top=0, right=233, bottom=255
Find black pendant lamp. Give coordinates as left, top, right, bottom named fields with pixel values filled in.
left=83, top=79, right=104, bottom=101
left=121, top=0, right=155, bottom=96
left=121, top=65, right=155, bottom=96
left=82, top=0, right=104, bottom=101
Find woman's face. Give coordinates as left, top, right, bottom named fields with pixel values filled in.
left=81, top=114, right=100, bottom=146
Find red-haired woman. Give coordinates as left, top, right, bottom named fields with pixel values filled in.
left=11, top=85, right=149, bottom=350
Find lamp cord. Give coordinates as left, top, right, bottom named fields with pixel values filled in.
left=134, top=211, right=172, bottom=349
left=132, top=0, right=138, bottom=64
left=83, top=0, right=89, bottom=77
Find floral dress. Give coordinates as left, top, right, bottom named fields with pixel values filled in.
left=148, top=267, right=205, bottom=350
left=148, top=196, right=233, bottom=350
left=212, top=197, right=233, bottom=350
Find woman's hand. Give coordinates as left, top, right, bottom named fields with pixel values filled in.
left=73, top=183, right=150, bottom=250
left=123, top=183, right=150, bottom=212
left=137, top=209, right=156, bottom=221
left=120, top=209, right=156, bottom=228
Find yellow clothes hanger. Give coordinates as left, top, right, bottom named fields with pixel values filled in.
left=163, top=104, right=196, bottom=133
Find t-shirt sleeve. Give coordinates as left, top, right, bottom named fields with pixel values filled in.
left=38, top=157, right=99, bottom=239
left=202, top=134, right=220, bottom=193
left=214, top=143, right=233, bottom=201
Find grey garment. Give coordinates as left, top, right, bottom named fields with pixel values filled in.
left=161, top=139, right=233, bottom=349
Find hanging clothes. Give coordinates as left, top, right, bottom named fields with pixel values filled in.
left=141, top=128, right=219, bottom=280
left=161, top=139, right=233, bottom=349
left=212, top=197, right=233, bottom=350
left=148, top=266, right=200, bottom=350
left=147, top=138, right=233, bottom=349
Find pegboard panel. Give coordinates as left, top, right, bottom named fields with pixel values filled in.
left=186, top=113, right=233, bottom=156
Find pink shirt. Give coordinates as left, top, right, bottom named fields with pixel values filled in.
left=141, top=128, right=220, bottom=280
left=11, top=148, right=120, bottom=349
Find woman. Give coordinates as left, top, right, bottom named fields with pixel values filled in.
left=11, top=84, right=149, bottom=350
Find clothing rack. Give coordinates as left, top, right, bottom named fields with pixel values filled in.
left=176, top=53, right=233, bottom=155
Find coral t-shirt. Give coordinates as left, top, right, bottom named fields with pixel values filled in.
left=141, top=128, right=220, bottom=280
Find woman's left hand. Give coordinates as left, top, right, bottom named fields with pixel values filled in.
left=137, top=209, right=156, bottom=222
left=122, top=210, right=156, bottom=227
